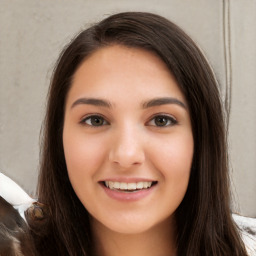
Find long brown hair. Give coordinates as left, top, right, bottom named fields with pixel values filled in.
left=35, top=12, right=247, bottom=255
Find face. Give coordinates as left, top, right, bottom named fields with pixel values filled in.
left=63, top=45, right=194, bottom=235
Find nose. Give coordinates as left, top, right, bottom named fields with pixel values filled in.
left=108, top=127, right=145, bottom=169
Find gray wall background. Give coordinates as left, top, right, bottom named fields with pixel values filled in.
left=0, top=0, right=255, bottom=217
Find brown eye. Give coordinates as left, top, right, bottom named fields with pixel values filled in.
left=148, top=115, right=177, bottom=127
left=82, top=115, right=108, bottom=126
left=155, top=116, right=169, bottom=126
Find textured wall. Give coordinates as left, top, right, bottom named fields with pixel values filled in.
left=228, top=0, right=256, bottom=217
left=0, top=0, right=255, bottom=216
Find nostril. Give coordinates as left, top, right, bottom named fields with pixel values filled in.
left=108, top=134, right=145, bottom=168
left=109, top=150, right=145, bottom=168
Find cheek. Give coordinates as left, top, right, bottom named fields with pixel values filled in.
left=149, top=132, right=193, bottom=191
left=62, top=129, right=107, bottom=185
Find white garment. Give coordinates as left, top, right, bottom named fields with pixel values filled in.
left=233, top=214, right=256, bottom=255
left=0, top=172, right=35, bottom=220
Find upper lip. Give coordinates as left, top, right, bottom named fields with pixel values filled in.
left=99, top=177, right=157, bottom=183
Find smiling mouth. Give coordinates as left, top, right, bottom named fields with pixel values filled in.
left=102, top=181, right=158, bottom=193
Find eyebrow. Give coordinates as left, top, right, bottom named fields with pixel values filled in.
left=142, top=97, right=187, bottom=109
left=71, top=97, right=187, bottom=110
left=71, top=98, right=112, bottom=109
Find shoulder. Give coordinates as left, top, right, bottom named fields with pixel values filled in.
left=232, top=214, right=256, bottom=256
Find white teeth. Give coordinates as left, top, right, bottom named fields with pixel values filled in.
left=108, top=181, right=115, bottom=189
left=113, top=182, right=120, bottom=189
left=120, top=183, right=127, bottom=190
left=104, top=181, right=154, bottom=190
left=136, top=182, right=144, bottom=189
left=143, top=181, right=152, bottom=189
left=127, top=183, right=136, bottom=190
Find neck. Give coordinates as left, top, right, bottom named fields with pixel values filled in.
left=91, top=216, right=177, bottom=256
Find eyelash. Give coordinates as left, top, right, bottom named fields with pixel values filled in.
left=80, top=114, right=177, bottom=128
left=147, top=114, right=177, bottom=127
left=80, top=114, right=109, bottom=127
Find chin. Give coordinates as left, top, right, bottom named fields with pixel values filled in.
left=93, top=211, right=163, bottom=235
left=111, top=223, right=151, bottom=235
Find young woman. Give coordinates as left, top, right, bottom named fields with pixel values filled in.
left=32, top=12, right=251, bottom=255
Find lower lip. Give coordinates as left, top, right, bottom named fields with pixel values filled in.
left=101, top=183, right=156, bottom=201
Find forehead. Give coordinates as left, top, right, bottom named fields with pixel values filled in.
left=67, top=45, right=186, bottom=104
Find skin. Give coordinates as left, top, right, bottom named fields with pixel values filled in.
left=63, top=45, right=194, bottom=256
